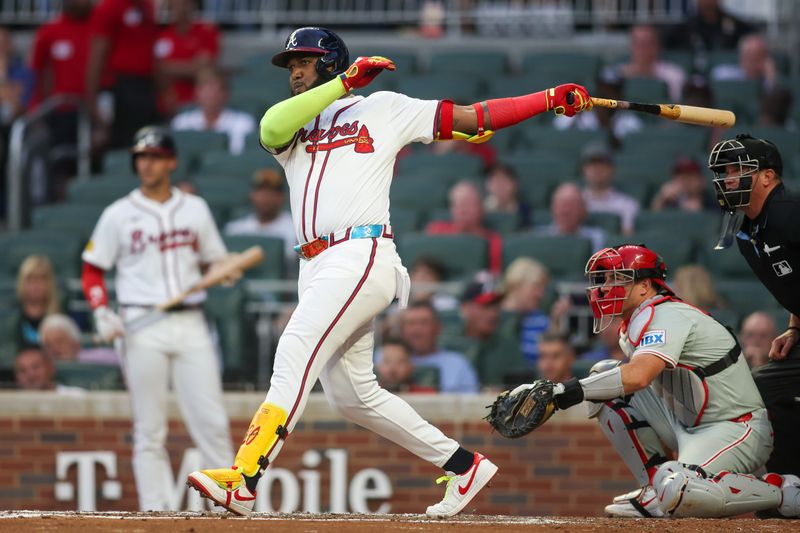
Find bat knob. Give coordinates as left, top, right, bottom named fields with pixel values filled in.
left=566, top=91, right=574, bottom=105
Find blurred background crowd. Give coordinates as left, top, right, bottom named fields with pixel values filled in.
left=1, top=0, right=799, bottom=395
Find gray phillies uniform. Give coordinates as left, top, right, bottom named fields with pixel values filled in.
left=595, top=296, right=772, bottom=486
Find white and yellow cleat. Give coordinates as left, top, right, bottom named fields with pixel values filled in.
left=425, top=452, right=498, bottom=518
left=187, top=467, right=256, bottom=516
left=604, top=485, right=664, bottom=518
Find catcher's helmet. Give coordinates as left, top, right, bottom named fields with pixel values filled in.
left=708, top=133, right=782, bottom=210
left=130, top=126, right=177, bottom=173
left=271, top=27, right=349, bottom=81
left=584, top=244, right=672, bottom=333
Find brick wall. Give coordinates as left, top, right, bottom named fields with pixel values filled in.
left=0, top=392, right=632, bottom=515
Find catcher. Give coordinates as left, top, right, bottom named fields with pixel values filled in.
left=487, top=244, right=800, bottom=518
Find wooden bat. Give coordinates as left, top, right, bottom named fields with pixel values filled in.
left=590, top=97, right=736, bottom=128
left=123, top=245, right=264, bottom=334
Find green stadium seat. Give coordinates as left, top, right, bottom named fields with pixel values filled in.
left=707, top=50, right=739, bottom=73
left=572, top=358, right=595, bottom=379
left=197, top=151, right=280, bottom=179
left=616, top=182, right=653, bottom=206
left=485, top=212, right=521, bottom=234
left=396, top=152, right=484, bottom=182
left=519, top=128, right=600, bottom=160
left=0, top=230, right=84, bottom=279
left=635, top=211, right=719, bottom=238
left=710, top=79, right=761, bottom=126
left=0, top=308, right=18, bottom=369
left=621, top=127, right=708, bottom=159
left=390, top=176, right=450, bottom=214
left=700, top=244, right=752, bottom=279
left=585, top=212, right=622, bottom=235
left=67, top=179, right=136, bottom=205
left=412, top=366, right=440, bottom=389
left=520, top=53, right=600, bottom=86
left=352, top=49, right=418, bottom=75
left=204, top=285, right=250, bottom=379
left=223, top=235, right=286, bottom=279
left=32, top=204, right=104, bottom=241
left=715, top=279, right=778, bottom=318
left=398, top=234, right=488, bottom=280
left=623, top=78, right=669, bottom=103
left=55, top=361, right=122, bottom=390
left=389, top=207, right=421, bottom=234
left=617, top=232, right=696, bottom=270
left=502, top=234, right=592, bottom=279
left=517, top=175, right=561, bottom=209
left=172, top=130, right=230, bottom=167
left=428, top=51, right=509, bottom=76
left=103, top=149, right=191, bottom=178
left=395, top=75, right=482, bottom=104
left=194, top=177, right=251, bottom=210
left=504, top=151, right=581, bottom=181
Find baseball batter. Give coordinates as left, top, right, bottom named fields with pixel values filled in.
left=511, top=244, right=799, bottom=518
left=187, top=26, right=592, bottom=517
left=81, top=127, right=235, bottom=511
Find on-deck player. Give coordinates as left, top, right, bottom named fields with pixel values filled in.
left=508, top=244, right=800, bottom=518
left=187, top=26, right=592, bottom=517
left=81, top=127, right=235, bottom=510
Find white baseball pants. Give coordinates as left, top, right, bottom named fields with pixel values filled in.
left=119, top=308, right=234, bottom=511
left=261, top=237, right=459, bottom=468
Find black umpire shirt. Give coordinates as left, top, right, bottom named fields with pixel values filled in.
left=736, top=183, right=800, bottom=317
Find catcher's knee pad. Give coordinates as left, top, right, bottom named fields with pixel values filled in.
left=234, top=402, right=288, bottom=477
left=586, top=359, right=623, bottom=418
left=654, top=461, right=781, bottom=518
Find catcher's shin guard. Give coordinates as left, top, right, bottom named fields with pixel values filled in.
left=654, top=461, right=782, bottom=518
left=596, top=400, right=667, bottom=486
left=234, top=402, right=289, bottom=477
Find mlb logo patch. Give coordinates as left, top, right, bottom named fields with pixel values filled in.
left=640, top=330, right=666, bottom=348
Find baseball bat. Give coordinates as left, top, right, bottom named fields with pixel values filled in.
left=590, top=97, right=736, bottom=128
left=156, top=245, right=264, bottom=311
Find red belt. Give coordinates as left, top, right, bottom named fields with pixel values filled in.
left=294, top=224, right=393, bottom=260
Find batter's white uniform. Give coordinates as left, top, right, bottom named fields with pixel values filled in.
left=257, top=91, right=460, bottom=469
left=595, top=295, right=771, bottom=487
left=83, top=187, right=234, bottom=510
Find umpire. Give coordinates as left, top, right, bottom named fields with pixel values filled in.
left=708, top=133, right=800, bottom=475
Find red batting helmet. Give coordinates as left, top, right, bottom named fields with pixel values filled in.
left=584, top=244, right=673, bottom=333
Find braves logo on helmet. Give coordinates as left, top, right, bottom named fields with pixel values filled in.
left=129, top=126, right=176, bottom=173
left=271, top=26, right=350, bottom=81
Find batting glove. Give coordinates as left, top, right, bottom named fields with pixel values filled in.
left=545, top=83, right=593, bottom=117
left=339, top=56, right=396, bottom=93
left=93, top=306, right=125, bottom=342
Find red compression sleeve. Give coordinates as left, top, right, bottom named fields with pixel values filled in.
left=82, top=262, right=108, bottom=309
left=484, top=90, right=549, bottom=130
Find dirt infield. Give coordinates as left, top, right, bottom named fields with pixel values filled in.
left=0, top=512, right=796, bottom=532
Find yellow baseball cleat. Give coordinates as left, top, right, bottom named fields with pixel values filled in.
left=187, top=467, right=256, bottom=516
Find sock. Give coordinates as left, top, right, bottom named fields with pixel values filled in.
left=443, top=447, right=475, bottom=475
left=244, top=472, right=260, bottom=493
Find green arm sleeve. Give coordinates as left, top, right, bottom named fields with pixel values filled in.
left=259, top=77, right=346, bottom=149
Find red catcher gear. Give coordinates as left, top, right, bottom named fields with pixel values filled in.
left=584, top=244, right=673, bottom=333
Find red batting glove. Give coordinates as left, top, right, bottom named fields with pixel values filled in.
left=545, top=83, right=593, bottom=117
left=339, top=56, right=396, bottom=93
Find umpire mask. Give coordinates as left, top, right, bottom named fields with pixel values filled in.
left=708, top=134, right=782, bottom=211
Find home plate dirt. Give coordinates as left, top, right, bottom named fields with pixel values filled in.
left=0, top=512, right=797, bottom=532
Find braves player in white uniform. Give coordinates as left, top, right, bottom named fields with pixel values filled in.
left=511, top=244, right=800, bottom=518
left=81, top=127, right=235, bottom=511
left=187, top=26, right=592, bottom=517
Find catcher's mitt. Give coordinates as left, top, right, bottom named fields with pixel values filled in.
left=485, top=380, right=557, bottom=439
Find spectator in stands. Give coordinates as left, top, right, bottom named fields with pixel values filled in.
left=553, top=67, right=643, bottom=145
left=537, top=182, right=605, bottom=251
left=15, top=255, right=61, bottom=350
left=483, top=163, right=531, bottom=229
left=426, top=180, right=503, bottom=274
left=664, top=0, right=754, bottom=52
left=376, top=338, right=436, bottom=394
left=155, top=0, right=220, bottom=116
left=579, top=143, right=639, bottom=235
left=672, top=264, right=725, bottom=310
left=224, top=168, right=295, bottom=262
left=14, top=348, right=83, bottom=394
left=759, top=86, right=793, bottom=127
left=711, top=34, right=778, bottom=91
left=581, top=317, right=626, bottom=361
left=502, top=257, right=550, bottom=366
left=459, top=279, right=525, bottom=387
left=740, top=311, right=778, bottom=369
left=39, top=314, right=118, bottom=365
left=536, top=331, right=576, bottom=384
left=0, top=27, right=34, bottom=118
left=171, top=66, right=255, bottom=154
left=651, top=157, right=717, bottom=212
left=86, top=0, right=160, bottom=148
left=409, top=256, right=458, bottom=311
left=400, top=301, right=478, bottom=393
left=616, top=24, right=686, bottom=101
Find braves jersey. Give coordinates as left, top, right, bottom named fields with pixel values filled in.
left=269, top=91, right=439, bottom=244
left=620, top=298, right=764, bottom=426
left=82, top=188, right=227, bottom=305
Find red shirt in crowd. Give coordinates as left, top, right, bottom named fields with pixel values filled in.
left=155, top=21, right=220, bottom=106
left=90, top=0, right=158, bottom=78
left=425, top=221, right=504, bottom=274
left=31, top=14, right=91, bottom=106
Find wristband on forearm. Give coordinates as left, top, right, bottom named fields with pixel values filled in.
left=553, top=366, right=625, bottom=410
left=259, top=77, right=347, bottom=148
left=787, top=326, right=800, bottom=336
